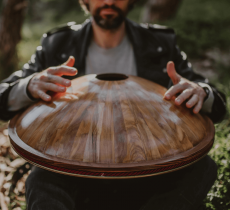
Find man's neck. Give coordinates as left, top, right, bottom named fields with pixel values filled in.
left=92, top=19, right=126, bottom=49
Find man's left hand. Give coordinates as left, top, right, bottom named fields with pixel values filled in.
left=163, top=61, right=207, bottom=114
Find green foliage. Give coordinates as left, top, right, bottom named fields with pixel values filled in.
left=0, top=1, right=3, bottom=14
left=206, top=124, right=230, bottom=209
left=203, top=68, right=230, bottom=209
left=0, top=52, right=18, bottom=81
left=26, top=0, right=82, bottom=22
left=211, top=63, right=230, bottom=86
left=157, top=0, right=230, bottom=57
left=127, top=5, right=143, bottom=23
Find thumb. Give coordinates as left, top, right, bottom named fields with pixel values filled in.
left=167, top=61, right=180, bottom=85
left=63, top=56, right=75, bottom=67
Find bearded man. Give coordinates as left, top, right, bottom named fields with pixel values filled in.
left=0, top=0, right=226, bottom=209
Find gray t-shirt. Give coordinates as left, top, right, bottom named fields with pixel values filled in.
left=86, top=35, right=137, bottom=76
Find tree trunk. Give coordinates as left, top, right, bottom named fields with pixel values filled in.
left=142, top=0, right=182, bottom=22
left=0, top=0, right=27, bottom=80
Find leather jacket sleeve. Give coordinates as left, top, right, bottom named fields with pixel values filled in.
left=0, top=45, right=46, bottom=121
left=172, top=44, right=226, bottom=123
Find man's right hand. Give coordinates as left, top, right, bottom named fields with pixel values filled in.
left=27, top=56, right=77, bottom=101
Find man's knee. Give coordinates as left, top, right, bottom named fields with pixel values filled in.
left=25, top=167, right=77, bottom=210
left=26, top=167, right=53, bottom=190
left=195, top=155, right=217, bottom=184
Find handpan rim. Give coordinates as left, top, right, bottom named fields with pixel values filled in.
left=9, top=114, right=214, bottom=171
left=9, top=141, right=210, bottom=179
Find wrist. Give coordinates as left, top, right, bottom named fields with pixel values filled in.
left=197, top=82, right=214, bottom=113
left=26, top=74, right=38, bottom=101
left=202, top=87, right=210, bottom=101
left=26, top=86, right=36, bottom=101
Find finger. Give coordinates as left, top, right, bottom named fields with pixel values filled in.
left=164, top=83, right=185, bottom=100
left=63, top=56, right=75, bottom=67
left=167, top=61, right=181, bottom=85
left=40, top=74, right=71, bottom=87
left=174, top=89, right=193, bottom=105
left=186, top=94, right=199, bottom=108
left=193, top=98, right=203, bottom=114
left=37, top=90, right=51, bottom=101
left=43, top=82, right=66, bottom=93
left=47, top=66, right=77, bottom=76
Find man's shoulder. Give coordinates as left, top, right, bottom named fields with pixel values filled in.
left=40, top=19, right=90, bottom=46
left=139, top=22, right=175, bottom=34
left=127, top=19, right=175, bottom=34
left=45, top=21, right=87, bottom=36
left=126, top=19, right=176, bottom=45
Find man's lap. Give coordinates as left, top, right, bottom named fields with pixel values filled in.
left=25, top=155, right=217, bottom=210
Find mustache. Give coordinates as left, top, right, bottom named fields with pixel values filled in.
left=97, top=4, right=123, bottom=13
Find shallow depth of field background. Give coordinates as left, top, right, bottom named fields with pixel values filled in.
left=0, top=0, right=230, bottom=209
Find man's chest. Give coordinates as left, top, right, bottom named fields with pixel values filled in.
left=85, top=36, right=137, bottom=76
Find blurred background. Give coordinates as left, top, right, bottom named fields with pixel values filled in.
left=0, top=0, right=230, bottom=209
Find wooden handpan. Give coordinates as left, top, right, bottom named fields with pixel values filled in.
left=9, top=73, right=215, bottom=179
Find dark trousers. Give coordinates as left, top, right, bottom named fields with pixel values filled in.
left=25, top=155, right=217, bottom=210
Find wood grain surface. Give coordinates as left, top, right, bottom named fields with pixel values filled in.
left=9, top=74, right=215, bottom=178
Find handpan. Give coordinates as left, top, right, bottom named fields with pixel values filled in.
left=9, top=73, right=215, bottom=179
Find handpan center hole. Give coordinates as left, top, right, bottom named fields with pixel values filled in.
left=96, top=73, right=128, bottom=81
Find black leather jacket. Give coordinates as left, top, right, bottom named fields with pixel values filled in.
left=0, top=18, right=226, bottom=122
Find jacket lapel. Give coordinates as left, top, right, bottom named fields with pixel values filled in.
left=125, top=19, right=169, bottom=79
left=72, top=19, right=92, bottom=77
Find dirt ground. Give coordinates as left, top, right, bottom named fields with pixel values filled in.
left=0, top=121, right=29, bottom=210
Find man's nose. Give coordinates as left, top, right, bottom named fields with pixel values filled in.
left=103, top=0, right=116, bottom=6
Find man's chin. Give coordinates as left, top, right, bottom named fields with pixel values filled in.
left=93, top=5, right=127, bottom=30
left=94, top=17, right=125, bottom=30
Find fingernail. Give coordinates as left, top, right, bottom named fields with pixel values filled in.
left=65, top=80, right=70, bottom=85
left=176, top=98, right=181, bottom=103
left=165, top=94, right=170, bottom=99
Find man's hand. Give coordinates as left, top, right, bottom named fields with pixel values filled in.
left=27, top=56, right=77, bottom=101
left=163, top=61, right=207, bottom=114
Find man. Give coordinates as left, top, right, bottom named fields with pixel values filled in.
left=0, top=0, right=226, bottom=209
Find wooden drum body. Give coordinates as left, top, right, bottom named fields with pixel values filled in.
left=9, top=74, right=215, bottom=179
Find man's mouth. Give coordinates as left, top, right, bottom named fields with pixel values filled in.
left=100, top=8, right=117, bottom=17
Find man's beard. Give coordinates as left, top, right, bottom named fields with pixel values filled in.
left=93, top=5, right=127, bottom=30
